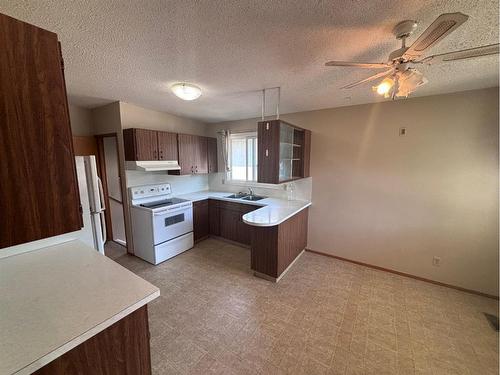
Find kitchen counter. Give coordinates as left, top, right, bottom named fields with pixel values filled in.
left=176, top=190, right=311, bottom=227
left=0, top=240, right=159, bottom=375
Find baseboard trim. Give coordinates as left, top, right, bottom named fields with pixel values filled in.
left=254, top=249, right=306, bottom=283
left=306, top=249, right=499, bottom=300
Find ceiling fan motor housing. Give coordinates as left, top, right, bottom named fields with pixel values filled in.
left=389, top=47, right=410, bottom=62
left=393, top=20, right=418, bottom=39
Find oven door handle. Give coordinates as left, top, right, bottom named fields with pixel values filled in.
left=153, top=206, right=191, bottom=216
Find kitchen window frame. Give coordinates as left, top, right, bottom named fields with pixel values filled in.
left=227, top=131, right=258, bottom=182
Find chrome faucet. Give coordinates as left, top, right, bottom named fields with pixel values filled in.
left=248, top=187, right=253, bottom=196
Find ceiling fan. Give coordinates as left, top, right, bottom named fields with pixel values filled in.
left=325, top=12, right=500, bottom=99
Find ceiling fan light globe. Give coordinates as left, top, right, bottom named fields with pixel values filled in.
left=376, top=78, right=394, bottom=95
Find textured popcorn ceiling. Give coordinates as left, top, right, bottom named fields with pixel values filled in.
left=2, top=0, right=498, bottom=122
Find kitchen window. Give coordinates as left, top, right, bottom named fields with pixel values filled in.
left=228, top=132, right=257, bottom=181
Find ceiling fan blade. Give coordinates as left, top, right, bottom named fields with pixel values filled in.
left=404, top=12, right=469, bottom=60
left=341, top=69, right=394, bottom=89
left=418, top=43, right=500, bottom=64
left=325, top=61, right=390, bottom=69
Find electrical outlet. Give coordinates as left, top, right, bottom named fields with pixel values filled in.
left=399, top=127, right=407, bottom=136
left=432, top=256, right=441, bottom=267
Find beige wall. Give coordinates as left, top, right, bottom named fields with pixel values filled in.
left=209, top=87, right=499, bottom=296
left=119, top=102, right=209, bottom=136
left=68, top=104, right=93, bottom=136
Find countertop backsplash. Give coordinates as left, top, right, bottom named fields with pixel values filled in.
left=208, top=172, right=312, bottom=201
left=125, top=170, right=311, bottom=201
left=126, top=170, right=209, bottom=195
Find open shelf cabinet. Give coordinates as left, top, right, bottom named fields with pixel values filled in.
left=257, top=120, right=311, bottom=184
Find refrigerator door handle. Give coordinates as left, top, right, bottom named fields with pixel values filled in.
left=97, top=177, right=106, bottom=211
left=100, top=210, right=107, bottom=246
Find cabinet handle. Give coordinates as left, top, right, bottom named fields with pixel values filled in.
left=266, top=122, right=269, bottom=130
left=159, top=150, right=163, bottom=159
left=265, top=149, right=269, bottom=157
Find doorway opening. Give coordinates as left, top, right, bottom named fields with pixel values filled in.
left=96, top=134, right=127, bottom=249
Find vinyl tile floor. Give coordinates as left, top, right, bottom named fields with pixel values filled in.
left=106, top=239, right=499, bottom=375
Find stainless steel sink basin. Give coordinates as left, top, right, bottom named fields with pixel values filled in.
left=225, top=193, right=248, bottom=199
left=242, top=195, right=266, bottom=201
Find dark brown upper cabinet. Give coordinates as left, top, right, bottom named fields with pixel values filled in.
left=0, top=13, right=82, bottom=249
left=177, top=134, right=198, bottom=175
left=257, top=120, right=311, bottom=184
left=123, top=128, right=178, bottom=161
left=123, top=128, right=217, bottom=175
left=157, top=131, right=178, bottom=161
left=176, top=134, right=214, bottom=175
left=207, top=137, right=218, bottom=173
left=196, top=136, right=208, bottom=174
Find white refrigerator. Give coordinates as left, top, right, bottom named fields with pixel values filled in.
left=75, top=156, right=106, bottom=254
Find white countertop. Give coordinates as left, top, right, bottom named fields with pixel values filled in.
left=0, top=240, right=160, bottom=375
left=176, top=191, right=311, bottom=227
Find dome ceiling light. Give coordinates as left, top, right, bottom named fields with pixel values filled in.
left=171, top=83, right=202, bottom=101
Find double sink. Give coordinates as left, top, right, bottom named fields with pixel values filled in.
left=225, top=193, right=266, bottom=201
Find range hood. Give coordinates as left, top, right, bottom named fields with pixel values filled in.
left=125, top=160, right=181, bottom=172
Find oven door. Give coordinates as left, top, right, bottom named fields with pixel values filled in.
left=152, top=205, right=193, bottom=245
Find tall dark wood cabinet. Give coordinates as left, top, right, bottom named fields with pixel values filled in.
left=0, top=13, right=82, bottom=249
left=257, top=120, right=311, bottom=184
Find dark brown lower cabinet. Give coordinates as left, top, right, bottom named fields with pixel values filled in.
left=208, top=200, right=259, bottom=245
left=217, top=201, right=259, bottom=245
left=193, top=200, right=209, bottom=242
left=33, top=306, right=152, bottom=375
left=219, top=204, right=242, bottom=243
left=208, top=199, right=220, bottom=236
left=251, top=208, right=308, bottom=280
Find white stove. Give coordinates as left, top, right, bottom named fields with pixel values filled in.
left=129, top=184, right=193, bottom=265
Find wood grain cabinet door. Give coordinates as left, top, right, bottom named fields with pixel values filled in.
left=193, top=200, right=209, bottom=242
left=195, top=136, right=208, bottom=174
left=208, top=199, right=220, bottom=236
left=0, top=13, right=82, bottom=249
left=207, top=137, right=218, bottom=173
left=135, top=129, right=158, bottom=161
left=177, top=134, right=196, bottom=175
left=257, top=120, right=280, bottom=183
left=219, top=207, right=241, bottom=243
left=157, top=131, right=178, bottom=161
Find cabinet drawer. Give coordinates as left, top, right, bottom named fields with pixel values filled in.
left=218, top=200, right=243, bottom=212
left=240, top=203, right=260, bottom=214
